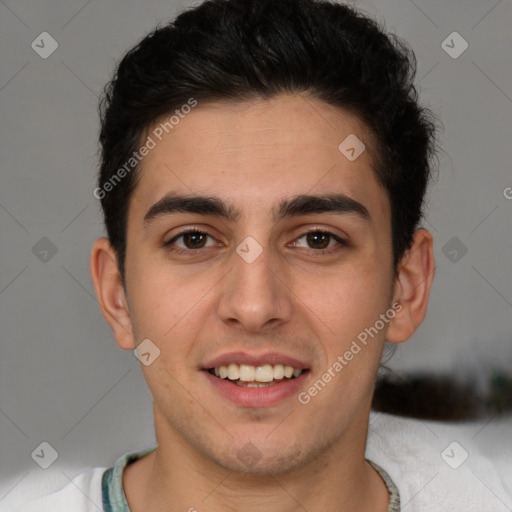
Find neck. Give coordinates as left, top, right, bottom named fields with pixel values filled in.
left=123, top=405, right=389, bottom=512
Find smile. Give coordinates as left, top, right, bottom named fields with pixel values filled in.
left=208, top=363, right=304, bottom=387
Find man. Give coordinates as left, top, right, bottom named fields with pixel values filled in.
left=22, top=0, right=438, bottom=510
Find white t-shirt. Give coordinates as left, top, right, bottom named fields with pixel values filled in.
left=14, top=412, right=512, bottom=512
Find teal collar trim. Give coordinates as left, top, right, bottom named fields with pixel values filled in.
left=367, top=459, right=401, bottom=512
left=101, top=447, right=156, bottom=512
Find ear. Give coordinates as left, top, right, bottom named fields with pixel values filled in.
left=386, top=229, right=435, bottom=344
left=89, top=237, right=136, bottom=350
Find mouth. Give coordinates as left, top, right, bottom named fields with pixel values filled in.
left=201, top=352, right=311, bottom=406
left=203, top=361, right=310, bottom=407
left=206, top=363, right=308, bottom=388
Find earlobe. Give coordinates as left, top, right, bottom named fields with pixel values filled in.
left=386, top=229, right=435, bottom=344
left=89, top=237, right=136, bottom=350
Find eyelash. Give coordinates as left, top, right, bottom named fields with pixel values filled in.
left=163, top=227, right=348, bottom=256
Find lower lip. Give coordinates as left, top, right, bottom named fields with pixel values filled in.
left=203, top=370, right=309, bottom=407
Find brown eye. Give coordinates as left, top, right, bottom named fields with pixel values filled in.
left=291, top=230, right=347, bottom=255
left=306, top=232, right=331, bottom=249
left=166, top=230, right=217, bottom=251
left=182, top=232, right=208, bottom=249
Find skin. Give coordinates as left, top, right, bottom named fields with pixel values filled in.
left=90, top=93, right=435, bottom=512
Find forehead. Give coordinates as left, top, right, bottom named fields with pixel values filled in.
left=130, top=94, right=389, bottom=224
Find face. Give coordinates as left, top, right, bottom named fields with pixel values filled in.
left=121, top=94, right=398, bottom=474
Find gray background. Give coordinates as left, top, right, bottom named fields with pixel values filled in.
left=1, top=0, right=511, bottom=508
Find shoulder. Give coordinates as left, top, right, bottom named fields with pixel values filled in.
left=366, top=412, right=512, bottom=511
left=15, top=467, right=105, bottom=512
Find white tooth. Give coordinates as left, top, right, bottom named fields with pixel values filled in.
left=273, top=364, right=284, bottom=379
left=219, top=365, right=228, bottom=379
left=284, top=365, right=294, bottom=378
left=255, top=364, right=274, bottom=382
left=246, top=382, right=259, bottom=387
left=227, top=363, right=239, bottom=380
left=239, top=364, right=255, bottom=382
left=217, top=363, right=301, bottom=381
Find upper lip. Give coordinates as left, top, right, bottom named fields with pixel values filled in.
left=202, top=351, right=310, bottom=370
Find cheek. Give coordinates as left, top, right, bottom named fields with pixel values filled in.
left=126, top=258, right=181, bottom=338
left=298, top=260, right=392, bottom=336
left=127, top=257, right=221, bottom=357
left=300, top=269, right=391, bottom=407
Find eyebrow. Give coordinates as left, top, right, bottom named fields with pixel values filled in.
left=143, top=192, right=371, bottom=225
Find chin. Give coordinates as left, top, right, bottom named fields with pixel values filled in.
left=209, top=435, right=320, bottom=476
left=219, top=448, right=307, bottom=476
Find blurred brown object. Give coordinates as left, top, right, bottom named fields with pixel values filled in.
left=372, top=370, right=512, bottom=421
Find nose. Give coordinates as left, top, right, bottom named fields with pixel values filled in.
left=216, top=243, right=294, bottom=333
